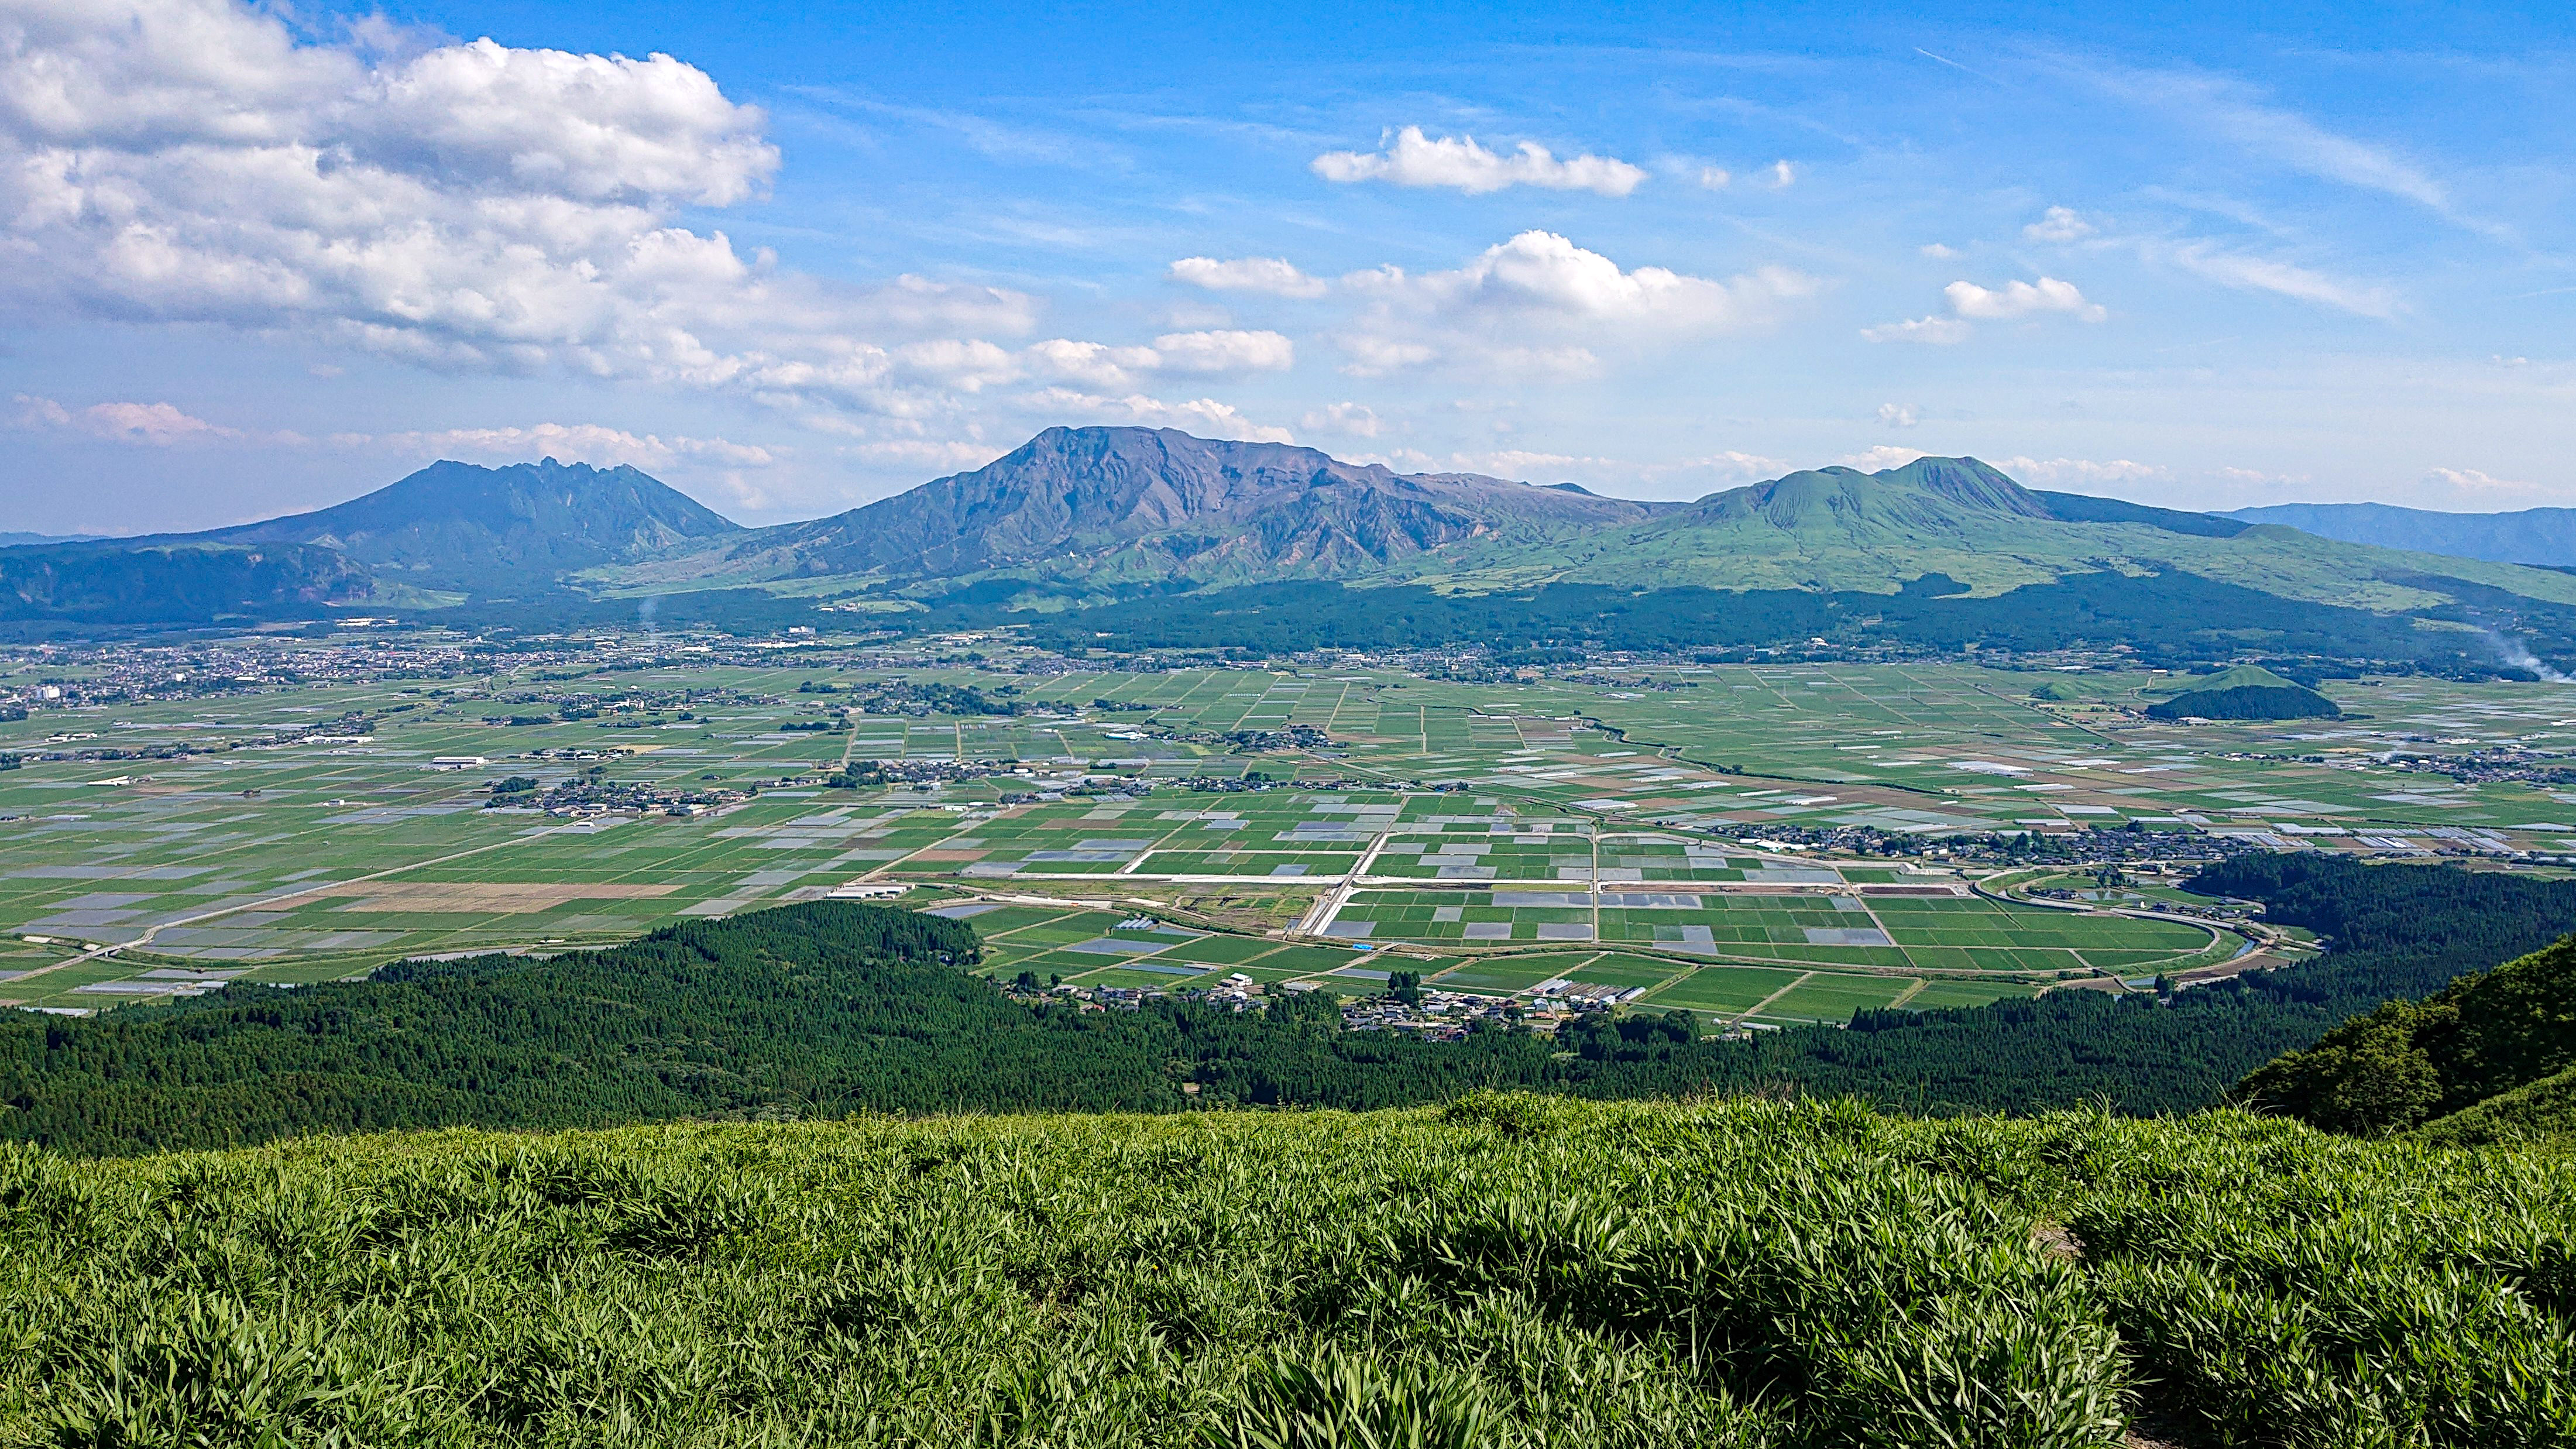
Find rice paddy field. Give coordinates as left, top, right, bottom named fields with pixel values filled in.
left=4, top=647, right=2561, bottom=1015
left=2, top=1097, right=2566, bottom=1447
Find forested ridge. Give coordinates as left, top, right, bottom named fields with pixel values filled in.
left=2142, top=682, right=2341, bottom=720
left=2237, top=928, right=2576, bottom=1136
left=5, top=854, right=2572, bottom=1155
left=988, top=573, right=2576, bottom=673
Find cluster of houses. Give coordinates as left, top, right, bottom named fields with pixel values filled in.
left=1025, top=968, right=1652, bottom=1041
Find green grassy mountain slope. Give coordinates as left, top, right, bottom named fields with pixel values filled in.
left=166, top=458, right=740, bottom=594
left=2140, top=663, right=2307, bottom=695
left=2, top=1102, right=2564, bottom=1447
left=1399, top=455, right=2576, bottom=614
left=593, top=435, right=2576, bottom=624
left=2413, top=1062, right=2576, bottom=1147
left=611, top=427, right=1665, bottom=592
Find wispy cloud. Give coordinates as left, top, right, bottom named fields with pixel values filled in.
left=2081, top=63, right=2510, bottom=242
left=1301, top=402, right=1382, bottom=437
left=12, top=395, right=257, bottom=445
left=344, top=424, right=778, bottom=470
left=2146, top=241, right=2400, bottom=319
left=1839, top=445, right=1928, bottom=470
left=12, top=397, right=795, bottom=479
left=1167, top=256, right=1328, bottom=298
left=1860, top=315, right=1972, bottom=345
left=2023, top=207, right=2095, bottom=243
left=2424, top=465, right=2542, bottom=496
left=1993, top=455, right=2168, bottom=489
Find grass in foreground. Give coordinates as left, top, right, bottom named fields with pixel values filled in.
left=2, top=1096, right=2568, bottom=1447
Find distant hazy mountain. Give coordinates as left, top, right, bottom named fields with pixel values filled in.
left=620, top=427, right=1668, bottom=589
left=171, top=458, right=740, bottom=592
left=32, top=433, right=2576, bottom=641
left=0, top=541, right=369, bottom=624
left=2225, top=502, right=2576, bottom=568
left=0, top=531, right=109, bottom=548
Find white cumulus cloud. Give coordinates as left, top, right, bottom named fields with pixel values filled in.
left=1166, top=256, right=1327, bottom=298
left=1339, top=230, right=1815, bottom=375
left=1148, top=329, right=1295, bottom=375
left=0, top=0, right=1233, bottom=448
left=1866, top=275, right=2102, bottom=343
left=1311, top=126, right=1647, bottom=196
left=1876, top=402, right=1919, bottom=428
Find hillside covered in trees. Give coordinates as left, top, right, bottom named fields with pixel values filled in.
left=2237, top=929, right=2576, bottom=1139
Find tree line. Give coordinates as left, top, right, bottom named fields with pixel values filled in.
left=5, top=854, right=2571, bottom=1154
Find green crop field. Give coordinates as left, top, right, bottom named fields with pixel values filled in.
left=0, top=647, right=2560, bottom=1014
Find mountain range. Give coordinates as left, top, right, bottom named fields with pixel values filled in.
left=11, top=428, right=2576, bottom=662
left=605, top=427, right=1662, bottom=592
left=2225, top=502, right=2576, bottom=569
left=599, top=438, right=2576, bottom=620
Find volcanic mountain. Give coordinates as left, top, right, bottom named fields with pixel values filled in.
left=616, top=427, right=1668, bottom=589
left=1376, top=454, right=2576, bottom=614
left=31, top=431, right=2576, bottom=641
left=164, top=458, right=741, bottom=593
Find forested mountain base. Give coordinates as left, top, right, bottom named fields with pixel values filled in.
left=1, top=1101, right=2565, bottom=1447
left=8, top=855, right=2576, bottom=1155
left=2237, top=930, right=2576, bottom=1137
left=992, top=573, right=2576, bottom=674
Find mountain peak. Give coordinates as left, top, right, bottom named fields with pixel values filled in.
left=1693, top=456, right=2049, bottom=519
left=726, top=425, right=1664, bottom=583
left=173, top=457, right=740, bottom=591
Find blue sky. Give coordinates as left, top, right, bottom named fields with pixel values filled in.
left=3, top=0, right=2571, bottom=531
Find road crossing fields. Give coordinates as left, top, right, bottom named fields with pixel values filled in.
left=9, top=652, right=2505, bottom=1014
